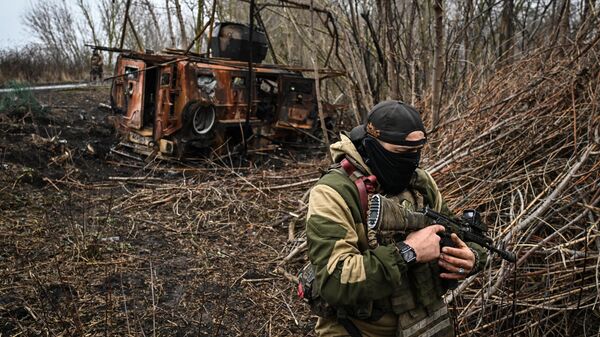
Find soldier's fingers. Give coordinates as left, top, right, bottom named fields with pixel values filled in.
left=438, top=261, right=472, bottom=280
left=440, top=272, right=466, bottom=280
left=441, top=246, right=474, bottom=261
left=430, top=224, right=446, bottom=233
left=450, top=233, right=468, bottom=248
left=438, top=255, right=473, bottom=272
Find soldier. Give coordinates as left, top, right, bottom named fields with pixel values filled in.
left=90, top=49, right=104, bottom=83
left=305, top=100, right=487, bottom=337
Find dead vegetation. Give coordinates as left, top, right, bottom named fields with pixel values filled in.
left=0, top=45, right=89, bottom=85
left=0, top=88, right=321, bottom=336
left=425, top=44, right=600, bottom=335
left=276, top=43, right=600, bottom=336
left=1, top=41, right=600, bottom=337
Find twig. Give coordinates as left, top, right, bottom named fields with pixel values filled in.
left=150, top=261, right=156, bottom=337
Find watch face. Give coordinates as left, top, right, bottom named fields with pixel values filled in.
left=401, top=246, right=416, bottom=263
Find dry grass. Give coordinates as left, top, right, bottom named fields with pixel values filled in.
left=0, top=45, right=89, bottom=85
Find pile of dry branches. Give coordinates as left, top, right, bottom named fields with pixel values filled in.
left=424, top=43, right=600, bottom=336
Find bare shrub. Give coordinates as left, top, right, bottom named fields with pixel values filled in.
left=0, top=44, right=88, bottom=84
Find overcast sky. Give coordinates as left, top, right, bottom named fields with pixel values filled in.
left=0, top=0, right=186, bottom=49
left=0, top=2, right=34, bottom=48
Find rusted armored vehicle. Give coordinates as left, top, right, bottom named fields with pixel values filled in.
left=110, top=22, right=338, bottom=156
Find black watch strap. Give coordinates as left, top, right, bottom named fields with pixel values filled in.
left=397, top=242, right=417, bottom=265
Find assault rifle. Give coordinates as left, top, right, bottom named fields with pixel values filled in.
left=420, top=207, right=516, bottom=263
left=366, top=194, right=515, bottom=263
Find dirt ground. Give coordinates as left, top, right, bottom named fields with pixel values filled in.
left=0, top=87, right=322, bottom=336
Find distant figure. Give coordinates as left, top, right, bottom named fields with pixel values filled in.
left=90, top=50, right=104, bottom=83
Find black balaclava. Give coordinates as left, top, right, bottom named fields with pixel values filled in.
left=350, top=100, right=427, bottom=195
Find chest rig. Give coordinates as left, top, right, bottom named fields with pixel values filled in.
left=335, top=158, right=453, bottom=337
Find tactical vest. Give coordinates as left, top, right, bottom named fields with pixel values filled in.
left=381, top=190, right=454, bottom=337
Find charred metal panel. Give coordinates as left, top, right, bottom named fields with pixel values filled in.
left=115, top=59, right=145, bottom=130
left=154, top=64, right=173, bottom=141
left=229, top=70, right=250, bottom=121
left=211, top=22, right=268, bottom=63
left=276, top=76, right=316, bottom=129
left=208, top=68, right=254, bottom=124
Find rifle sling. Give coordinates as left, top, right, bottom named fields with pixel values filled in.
left=337, top=317, right=363, bottom=337
left=338, top=158, right=377, bottom=224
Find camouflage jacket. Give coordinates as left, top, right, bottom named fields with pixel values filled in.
left=306, top=133, right=487, bottom=336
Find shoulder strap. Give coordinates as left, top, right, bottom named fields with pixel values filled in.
left=336, top=158, right=378, bottom=223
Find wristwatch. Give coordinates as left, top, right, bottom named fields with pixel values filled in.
left=397, top=242, right=417, bottom=265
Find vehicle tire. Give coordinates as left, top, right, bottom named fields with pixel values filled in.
left=183, top=102, right=216, bottom=137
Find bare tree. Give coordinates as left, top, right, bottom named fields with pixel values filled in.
left=166, top=0, right=178, bottom=47
left=24, top=0, right=85, bottom=68
left=559, top=0, right=571, bottom=46
left=195, top=1, right=205, bottom=52
left=77, top=0, right=99, bottom=46
left=98, top=0, right=122, bottom=66
left=173, top=0, right=189, bottom=47
left=142, top=0, right=164, bottom=48
left=498, top=0, right=514, bottom=63
left=431, top=0, right=444, bottom=128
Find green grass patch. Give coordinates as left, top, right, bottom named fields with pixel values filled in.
left=0, top=81, right=45, bottom=117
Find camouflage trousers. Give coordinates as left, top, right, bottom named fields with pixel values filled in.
left=396, top=302, right=454, bottom=337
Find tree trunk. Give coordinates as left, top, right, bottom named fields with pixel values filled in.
left=407, top=2, right=418, bottom=105
left=105, top=0, right=120, bottom=66
left=431, top=0, right=444, bottom=128
left=166, top=0, right=177, bottom=47
left=462, top=0, right=472, bottom=78
left=173, top=0, right=188, bottom=48
left=498, top=0, right=514, bottom=63
left=142, top=0, right=163, bottom=46
left=195, top=0, right=205, bottom=53
left=119, top=0, right=132, bottom=49
left=381, top=0, right=399, bottom=99
left=559, top=0, right=570, bottom=47
left=310, top=0, right=330, bottom=155
left=360, top=11, right=386, bottom=97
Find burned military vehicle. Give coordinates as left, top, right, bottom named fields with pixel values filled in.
left=110, top=22, right=337, bottom=156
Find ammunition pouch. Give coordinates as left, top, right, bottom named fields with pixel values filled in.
left=409, top=263, right=447, bottom=308
left=298, top=263, right=383, bottom=321
left=298, top=262, right=448, bottom=325
left=297, top=263, right=335, bottom=318
left=389, top=258, right=449, bottom=316
left=396, top=300, right=453, bottom=337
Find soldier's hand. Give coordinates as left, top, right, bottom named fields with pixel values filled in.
left=438, top=233, right=475, bottom=280
left=404, top=225, right=445, bottom=263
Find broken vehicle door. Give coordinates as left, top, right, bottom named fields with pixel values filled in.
left=114, top=59, right=145, bottom=130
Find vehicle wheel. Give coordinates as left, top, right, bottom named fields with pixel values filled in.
left=190, top=104, right=216, bottom=136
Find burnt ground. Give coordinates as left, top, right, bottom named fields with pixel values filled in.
left=0, top=87, right=325, bottom=336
